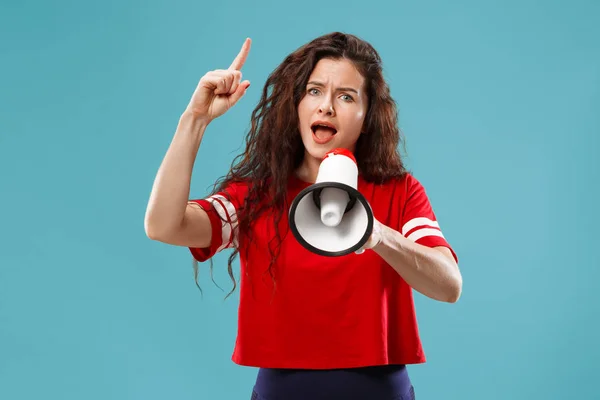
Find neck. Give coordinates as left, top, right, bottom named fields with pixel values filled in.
left=295, top=152, right=322, bottom=183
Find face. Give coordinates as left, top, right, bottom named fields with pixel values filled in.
left=297, top=58, right=368, bottom=163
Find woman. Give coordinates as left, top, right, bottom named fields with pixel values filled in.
left=145, top=32, right=462, bottom=400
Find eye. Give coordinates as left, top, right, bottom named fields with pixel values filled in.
left=308, top=88, right=320, bottom=95
left=340, top=94, right=354, bottom=102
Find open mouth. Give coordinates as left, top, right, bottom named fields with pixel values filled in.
left=311, top=122, right=338, bottom=144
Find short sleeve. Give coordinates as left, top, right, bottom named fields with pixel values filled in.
left=187, top=182, right=247, bottom=262
left=401, top=175, right=458, bottom=263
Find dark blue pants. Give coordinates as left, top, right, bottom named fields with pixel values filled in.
left=251, top=364, right=415, bottom=400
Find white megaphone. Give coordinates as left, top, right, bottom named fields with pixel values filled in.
left=289, top=148, right=374, bottom=256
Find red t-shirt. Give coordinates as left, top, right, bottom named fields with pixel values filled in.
left=188, top=173, right=457, bottom=369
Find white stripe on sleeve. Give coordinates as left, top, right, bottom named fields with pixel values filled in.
left=207, top=195, right=239, bottom=251
left=401, top=217, right=440, bottom=236
left=406, top=228, right=445, bottom=242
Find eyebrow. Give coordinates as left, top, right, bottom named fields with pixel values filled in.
left=307, top=81, right=359, bottom=94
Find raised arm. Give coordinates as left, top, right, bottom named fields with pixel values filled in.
left=144, top=38, right=252, bottom=248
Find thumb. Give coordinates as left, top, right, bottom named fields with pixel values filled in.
left=228, top=80, right=250, bottom=106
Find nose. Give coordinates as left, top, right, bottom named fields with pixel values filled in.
left=318, top=99, right=335, bottom=116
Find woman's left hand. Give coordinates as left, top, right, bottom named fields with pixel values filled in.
left=355, top=218, right=384, bottom=254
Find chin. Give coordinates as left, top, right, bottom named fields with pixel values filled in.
left=300, top=131, right=357, bottom=161
left=305, top=142, right=338, bottom=160
left=302, top=147, right=325, bottom=162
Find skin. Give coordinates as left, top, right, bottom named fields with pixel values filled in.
left=295, top=58, right=368, bottom=183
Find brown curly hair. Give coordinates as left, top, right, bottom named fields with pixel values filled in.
left=193, top=32, right=408, bottom=298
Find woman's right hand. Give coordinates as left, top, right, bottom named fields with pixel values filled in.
left=186, top=38, right=252, bottom=124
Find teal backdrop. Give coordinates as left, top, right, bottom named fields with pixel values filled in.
left=1, top=0, right=598, bottom=399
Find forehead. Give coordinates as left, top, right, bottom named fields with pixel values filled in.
left=308, top=58, right=365, bottom=89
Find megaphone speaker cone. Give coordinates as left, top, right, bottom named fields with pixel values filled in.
left=289, top=181, right=374, bottom=257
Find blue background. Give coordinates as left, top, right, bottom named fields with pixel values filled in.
left=1, top=0, right=598, bottom=398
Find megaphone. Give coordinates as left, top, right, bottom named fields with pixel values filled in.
left=289, top=148, right=374, bottom=257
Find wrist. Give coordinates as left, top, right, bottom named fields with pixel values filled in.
left=371, top=222, right=388, bottom=252
left=371, top=223, right=409, bottom=255
left=179, top=109, right=210, bottom=134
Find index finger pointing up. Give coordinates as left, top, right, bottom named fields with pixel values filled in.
left=229, top=38, right=251, bottom=71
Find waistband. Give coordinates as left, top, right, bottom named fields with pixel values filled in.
left=253, top=364, right=413, bottom=400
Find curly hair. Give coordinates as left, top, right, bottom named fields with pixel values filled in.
left=194, top=32, right=407, bottom=298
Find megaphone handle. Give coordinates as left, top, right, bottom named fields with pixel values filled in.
left=312, top=188, right=357, bottom=213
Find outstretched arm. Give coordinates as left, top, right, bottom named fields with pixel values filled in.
left=376, top=221, right=462, bottom=302
left=359, top=220, right=462, bottom=303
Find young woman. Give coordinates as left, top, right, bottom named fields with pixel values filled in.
left=145, top=32, right=462, bottom=400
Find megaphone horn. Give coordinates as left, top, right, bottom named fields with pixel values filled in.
left=289, top=148, right=374, bottom=257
